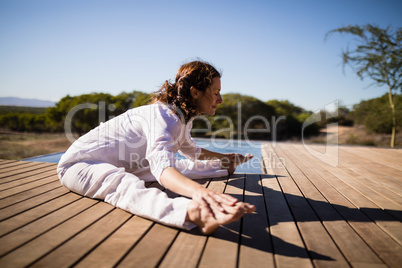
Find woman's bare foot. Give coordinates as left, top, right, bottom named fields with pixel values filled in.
left=226, top=154, right=254, bottom=175
left=186, top=200, right=255, bottom=234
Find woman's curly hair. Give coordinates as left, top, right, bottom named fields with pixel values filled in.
left=151, top=60, right=221, bottom=123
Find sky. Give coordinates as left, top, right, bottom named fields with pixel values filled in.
left=0, top=0, right=401, bottom=112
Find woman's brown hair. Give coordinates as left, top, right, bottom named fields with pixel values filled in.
left=151, top=60, right=221, bottom=122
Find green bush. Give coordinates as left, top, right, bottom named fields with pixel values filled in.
left=352, top=93, right=402, bottom=134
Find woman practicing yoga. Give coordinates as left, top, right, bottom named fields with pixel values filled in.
left=57, top=60, right=255, bottom=234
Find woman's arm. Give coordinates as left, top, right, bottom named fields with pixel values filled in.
left=197, top=148, right=225, bottom=160
left=198, top=148, right=254, bottom=175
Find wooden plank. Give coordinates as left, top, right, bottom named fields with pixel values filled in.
left=266, top=144, right=349, bottom=267
left=0, top=160, right=31, bottom=170
left=340, top=146, right=402, bottom=181
left=75, top=216, right=154, bottom=268
left=0, top=196, right=96, bottom=256
left=335, top=146, right=402, bottom=198
left=198, top=176, right=240, bottom=268
left=0, top=162, right=44, bottom=179
left=0, top=186, right=68, bottom=220
left=0, top=163, right=56, bottom=183
left=159, top=179, right=211, bottom=268
left=335, top=154, right=402, bottom=216
left=159, top=229, right=207, bottom=268
left=273, top=144, right=385, bottom=266
left=117, top=223, right=178, bottom=267
left=0, top=162, right=55, bottom=179
left=0, top=168, right=57, bottom=190
left=261, top=144, right=313, bottom=267
left=0, top=175, right=59, bottom=199
left=0, top=160, right=18, bottom=166
left=291, top=144, right=402, bottom=243
left=280, top=143, right=402, bottom=267
left=238, top=174, right=275, bottom=267
left=116, top=182, right=185, bottom=267
left=261, top=174, right=313, bottom=268
left=335, top=154, right=402, bottom=206
left=31, top=209, right=132, bottom=267
left=300, top=144, right=402, bottom=207
left=0, top=192, right=82, bottom=237
left=0, top=202, right=113, bottom=267
left=342, top=146, right=402, bottom=171
left=0, top=180, right=61, bottom=209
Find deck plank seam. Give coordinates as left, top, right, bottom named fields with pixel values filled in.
left=288, top=143, right=400, bottom=220
left=0, top=179, right=61, bottom=205
left=0, top=175, right=60, bottom=200
left=236, top=173, right=246, bottom=268
left=26, top=201, right=115, bottom=267
left=0, top=163, right=57, bottom=180
left=0, top=185, right=64, bottom=210
left=113, top=221, right=157, bottom=267
left=259, top=173, right=278, bottom=268
left=278, top=143, right=402, bottom=266
left=156, top=186, right=190, bottom=268
left=0, top=161, right=41, bottom=172
left=0, top=196, right=96, bottom=260
left=325, top=164, right=400, bottom=212
left=264, top=146, right=314, bottom=266
left=276, top=146, right=361, bottom=265
left=195, top=176, right=229, bottom=268
left=70, top=213, right=136, bottom=268
left=341, top=147, right=402, bottom=172
left=0, top=171, right=60, bottom=192
left=0, top=167, right=58, bottom=186
left=155, top=229, right=181, bottom=268
left=114, top=182, right=189, bottom=267
left=0, top=195, right=87, bottom=240
left=287, top=153, right=394, bottom=265
left=262, top=143, right=312, bottom=267
left=309, top=152, right=402, bottom=224
left=283, top=144, right=402, bottom=247
left=271, top=144, right=352, bottom=266
left=0, top=190, right=70, bottom=222
left=337, top=161, right=402, bottom=205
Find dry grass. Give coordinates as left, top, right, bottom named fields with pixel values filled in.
left=305, top=125, right=402, bottom=148
left=0, top=131, right=72, bottom=160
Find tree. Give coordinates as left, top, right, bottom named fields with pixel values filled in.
left=267, top=99, right=319, bottom=139
left=352, top=93, right=402, bottom=134
left=326, top=24, right=401, bottom=147
left=46, top=92, right=134, bottom=136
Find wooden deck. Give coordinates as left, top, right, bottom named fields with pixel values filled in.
left=0, top=143, right=401, bottom=267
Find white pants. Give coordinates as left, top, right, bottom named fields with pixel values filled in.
left=59, top=161, right=195, bottom=230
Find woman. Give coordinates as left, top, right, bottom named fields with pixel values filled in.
left=57, top=60, right=255, bottom=234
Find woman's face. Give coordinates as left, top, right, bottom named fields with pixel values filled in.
left=195, top=77, right=223, bottom=116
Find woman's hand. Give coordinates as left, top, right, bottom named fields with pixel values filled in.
left=191, top=187, right=238, bottom=213
left=221, top=153, right=254, bottom=175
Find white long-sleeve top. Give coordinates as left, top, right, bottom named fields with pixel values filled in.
left=57, top=102, right=211, bottom=184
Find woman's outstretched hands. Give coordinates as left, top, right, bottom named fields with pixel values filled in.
left=160, top=166, right=255, bottom=234
left=192, top=187, right=237, bottom=212
left=189, top=187, right=256, bottom=234
left=221, top=153, right=254, bottom=175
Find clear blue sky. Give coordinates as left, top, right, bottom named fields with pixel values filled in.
left=0, top=0, right=401, bottom=112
